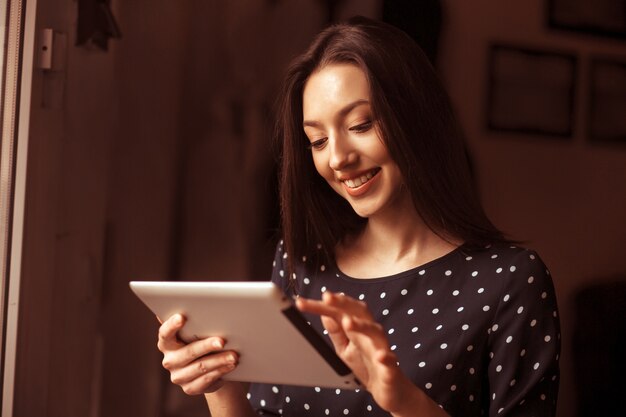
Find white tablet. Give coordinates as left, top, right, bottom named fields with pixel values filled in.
left=129, top=281, right=361, bottom=389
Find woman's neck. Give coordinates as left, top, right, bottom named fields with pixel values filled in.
left=336, top=194, right=461, bottom=279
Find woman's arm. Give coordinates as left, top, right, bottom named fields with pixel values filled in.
left=157, top=314, right=256, bottom=417
left=297, top=292, right=449, bottom=417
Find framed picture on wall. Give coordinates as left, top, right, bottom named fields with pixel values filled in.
left=548, top=0, right=626, bottom=39
left=588, top=57, right=626, bottom=144
left=486, top=44, right=577, bottom=137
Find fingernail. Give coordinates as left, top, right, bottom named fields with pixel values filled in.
left=227, top=354, right=237, bottom=364
left=212, top=339, right=223, bottom=349
left=173, top=314, right=181, bottom=325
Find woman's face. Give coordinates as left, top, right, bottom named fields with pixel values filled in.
left=302, top=63, right=407, bottom=219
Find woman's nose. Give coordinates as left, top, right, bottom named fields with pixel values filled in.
left=328, top=133, right=356, bottom=170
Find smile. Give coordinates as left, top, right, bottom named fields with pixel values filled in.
left=341, top=168, right=381, bottom=189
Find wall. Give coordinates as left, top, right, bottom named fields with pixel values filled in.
left=438, top=1, right=626, bottom=416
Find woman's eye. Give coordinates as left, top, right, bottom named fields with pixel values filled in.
left=349, top=120, right=373, bottom=133
left=308, top=138, right=327, bottom=150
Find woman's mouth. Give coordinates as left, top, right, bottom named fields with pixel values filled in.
left=341, top=168, right=381, bottom=196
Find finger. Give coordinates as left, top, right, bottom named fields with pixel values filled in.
left=180, top=363, right=237, bottom=396
left=158, top=314, right=186, bottom=351
left=164, top=336, right=226, bottom=369
left=322, top=292, right=373, bottom=319
left=170, top=350, right=238, bottom=386
left=342, top=315, right=391, bottom=357
left=320, top=314, right=350, bottom=350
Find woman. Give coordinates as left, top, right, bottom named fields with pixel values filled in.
left=158, top=16, right=560, bottom=417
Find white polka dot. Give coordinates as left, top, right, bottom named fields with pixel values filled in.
left=472, top=271, right=478, bottom=277
left=419, top=270, right=426, bottom=275
left=425, top=382, right=432, bottom=389
left=367, top=405, right=372, bottom=411
left=380, top=292, right=386, bottom=299
left=272, top=260, right=277, bottom=267
left=302, top=255, right=307, bottom=262
left=445, top=270, right=452, bottom=276
left=272, top=386, right=279, bottom=393
left=453, top=290, right=460, bottom=296
left=496, top=365, right=502, bottom=372
left=436, top=324, right=443, bottom=330
left=304, top=403, right=310, bottom=410
left=414, top=343, right=421, bottom=349
left=469, top=367, right=475, bottom=374
left=446, top=363, right=453, bottom=370
left=492, top=324, right=499, bottom=331
left=411, top=326, right=418, bottom=332
left=261, top=399, right=266, bottom=406
left=541, top=291, right=547, bottom=299
left=510, top=379, right=516, bottom=386
left=492, top=393, right=496, bottom=400
left=467, top=345, right=474, bottom=351
left=358, top=294, right=365, bottom=300
left=279, top=270, right=285, bottom=277
left=466, top=256, right=473, bottom=261
left=323, top=329, right=328, bottom=335
left=283, top=252, right=288, bottom=259
left=246, top=393, right=252, bottom=400
left=544, top=335, right=551, bottom=342
left=320, top=265, right=326, bottom=271
left=503, top=294, right=510, bottom=302
left=462, top=324, right=469, bottom=330
left=530, top=254, right=536, bottom=260
left=407, top=308, right=414, bottom=315
left=533, top=362, right=540, bottom=370
left=520, top=349, right=526, bottom=357
left=382, top=309, right=389, bottom=316
left=457, top=306, right=464, bottom=312
left=335, top=389, right=341, bottom=394
left=496, top=267, right=503, bottom=273
left=469, top=394, right=475, bottom=401
left=510, top=266, right=517, bottom=272
left=285, top=396, right=291, bottom=403
left=450, top=385, right=457, bottom=391
left=440, top=343, right=448, bottom=349
left=427, top=289, right=433, bottom=295
left=506, top=336, right=513, bottom=343
left=553, top=311, right=558, bottom=317
left=483, top=305, right=490, bottom=312
left=477, top=288, right=484, bottom=294
left=432, top=308, right=439, bottom=314
left=343, top=409, right=349, bottom=415
left=388, top=328, right=395, bottom=334
left=321, top=286, right=326, bottom=292
left=517, top=306, right=524, bottom=314
left=303, top=277, right=310, bottom=285
left=390, top=344, right=397, bottom=351
left=491, top=254, right=498, bottom=259
left=401, top=289, right=408, bottom=295
left=419, top=361, right=426, bottom=368
left=325, top=410, right=330, bottom=415
left=528, top=276, right=534, bottom=284
left=490, top=352, right=494, bottom=359
left=498, top=408, right=504, bottom=414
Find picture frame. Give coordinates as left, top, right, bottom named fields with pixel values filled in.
left=486, top=44, right=577, bottom=137
left=587, top=57, right=626, bottom=144
left=547, top=0, right=626, bottom=40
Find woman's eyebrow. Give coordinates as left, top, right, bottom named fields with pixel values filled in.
left=303, top=99, right=370, bottom=128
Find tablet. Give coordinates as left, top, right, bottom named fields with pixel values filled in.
left=129, top=281, right=361, bottom=389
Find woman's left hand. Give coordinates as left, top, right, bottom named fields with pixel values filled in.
left=296, top=291, right=417, bottom=414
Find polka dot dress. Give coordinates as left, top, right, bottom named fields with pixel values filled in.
left=248, top=241, right=561, bottom=416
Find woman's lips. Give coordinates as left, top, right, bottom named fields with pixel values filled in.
left=341, top=168, right=381, bottom=197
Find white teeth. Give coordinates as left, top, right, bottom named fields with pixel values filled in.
left=343, top=169, right=378, bottom=189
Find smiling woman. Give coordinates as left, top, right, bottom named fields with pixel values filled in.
left=155, top=16, right=561, bottom=417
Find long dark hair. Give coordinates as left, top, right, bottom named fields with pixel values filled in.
left=276, top=16, right=507, bottom=274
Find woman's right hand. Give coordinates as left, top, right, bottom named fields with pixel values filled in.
left=157, top=314, right=239, bottom=395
